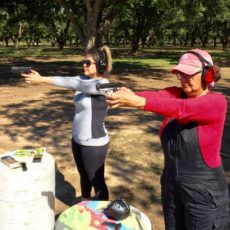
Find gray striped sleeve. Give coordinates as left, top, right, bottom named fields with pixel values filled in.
left=51, top=75, right=109, bottom=95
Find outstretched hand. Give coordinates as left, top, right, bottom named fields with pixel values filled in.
left=105, top=87, right=146, bottom=109
left=20, top=70, right=43, bottom=85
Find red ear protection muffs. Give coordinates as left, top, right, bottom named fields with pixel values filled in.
left=96, top=49, right=107, bottom=74
left=186, top=51, right=221, bottom=84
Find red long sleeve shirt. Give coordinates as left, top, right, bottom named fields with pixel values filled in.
left=136, top=87, right=227, bottom=168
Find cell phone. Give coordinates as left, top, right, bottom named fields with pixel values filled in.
left=11, top=66, right=32, bottom=74
left=1, top=155, right=21, bottom=169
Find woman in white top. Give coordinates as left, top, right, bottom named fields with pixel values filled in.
left=21, top=45, right=112, bottom=200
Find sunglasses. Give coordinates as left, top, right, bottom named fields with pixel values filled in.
left=176, top=72, right=201, bottom=80
left=82, top=60, right=96, bottom=67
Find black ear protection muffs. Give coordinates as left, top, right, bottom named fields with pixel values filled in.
left=186, top=51, right=221, bottom=84
left=96, top=49, right=107, bottom=74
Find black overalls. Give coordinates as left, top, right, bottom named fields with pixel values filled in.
left=160, top=119, right=229, bottom=230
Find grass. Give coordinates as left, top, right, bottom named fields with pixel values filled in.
left=1, top=45, right=229, bottom=68
left=0, top=46, right=84, bottom=58
left=114, top=58, right=173, bottom=69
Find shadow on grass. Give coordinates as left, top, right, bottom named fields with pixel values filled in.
left=0, top=88, right=78, bottom=172
left=55, top=168, right=80, bottom=207
left=0, top=60, right=82, bottom=85
left=106, top=153, right=162, bottom=209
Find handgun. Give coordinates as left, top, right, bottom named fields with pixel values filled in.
left=11, top=66, right=32, bottom=74
left=96, top=82, right=122, bottom=93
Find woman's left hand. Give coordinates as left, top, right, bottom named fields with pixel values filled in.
left=20, top=70, right=43, bottom=85
left=105, top=87, right=146, bottom=109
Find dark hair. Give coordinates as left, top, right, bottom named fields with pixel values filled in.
left=85, top=45, right=112, bottom=74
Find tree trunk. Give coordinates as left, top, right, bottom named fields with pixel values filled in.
left=14, top=21, right=24, bottom=49
left=220, top=20, right=230, bottom=51
left=58, top=0, right=103, bottom=50
left=56, top=20, right=70, bottom=50
left=213, top=36, right=217, bottom=48
left=85, top=0, right=103, bottom=50
left=4, top=38, right=9, bottom=47
left=57, top=0, right=87, bottom=47
left=131, top=36, right=140, bottom=53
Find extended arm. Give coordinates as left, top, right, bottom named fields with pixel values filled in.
left=106, top=87, right=146, bottom=109
left=106, top=87, right=226, bottom=123
left=21, top=70, right=53, bottom=84
left=21, top=70, right=108, bottom=95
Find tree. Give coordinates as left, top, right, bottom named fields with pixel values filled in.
left=57, top=0, right=104, bottom=49
left=57, top=0, right=127, bottom=50
left=0, top=1, right=29, bottom=48
left=212, top=0, right=230, bottom=50
left=113, top=0, right=174, bottom=52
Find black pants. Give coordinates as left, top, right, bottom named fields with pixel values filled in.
left=71, top=139, right=109, bottom=200
left=161, top=173, right=230, bottom=230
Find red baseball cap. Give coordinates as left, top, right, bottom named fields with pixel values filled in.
left=171, top=49, right=213, bottom=75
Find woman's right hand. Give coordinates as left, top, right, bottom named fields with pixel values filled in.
left=21, top=70, right=44, bottom=85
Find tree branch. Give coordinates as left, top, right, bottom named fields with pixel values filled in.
left=57, top=0, right=86, bottom=47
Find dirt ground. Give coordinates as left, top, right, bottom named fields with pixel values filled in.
left=0, top=55, right=230, bottom=230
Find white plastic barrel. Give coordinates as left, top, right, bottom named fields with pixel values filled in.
left=0, top=151, right=55, bottom=230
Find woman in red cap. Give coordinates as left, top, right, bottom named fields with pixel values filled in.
left=106, top=49, right=229, bottom=230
